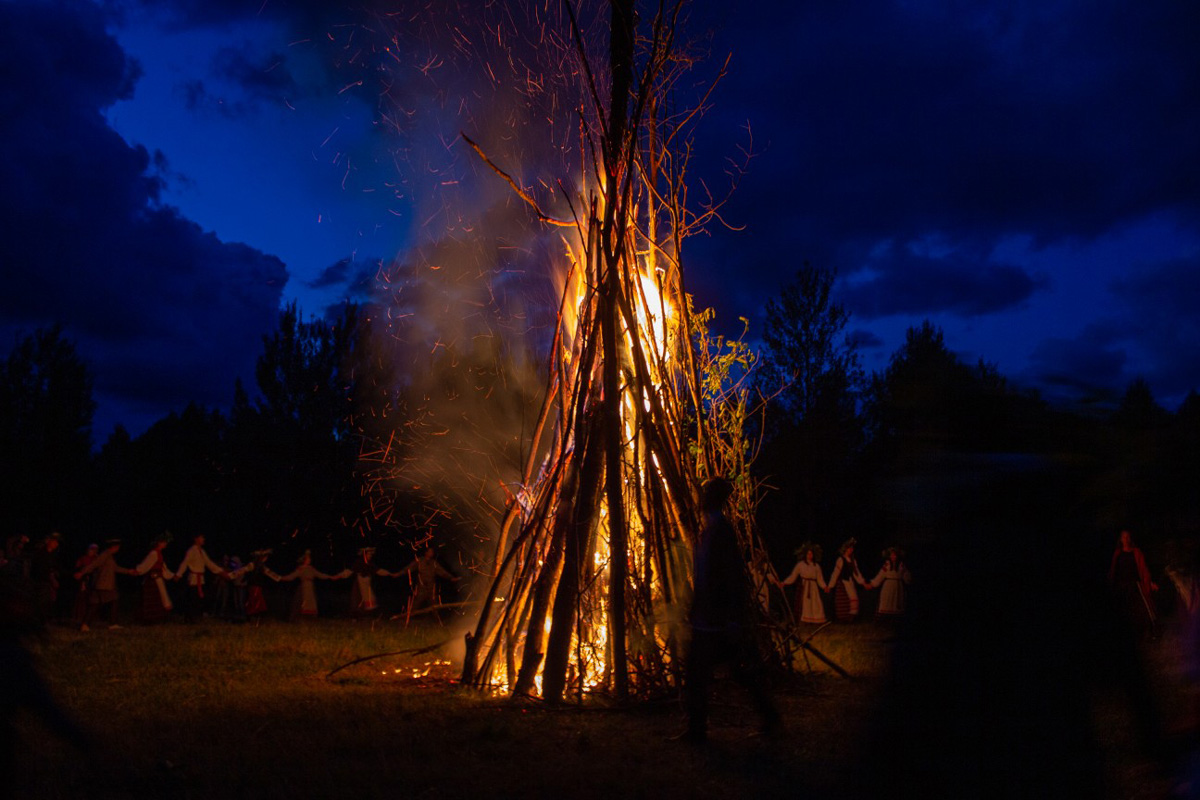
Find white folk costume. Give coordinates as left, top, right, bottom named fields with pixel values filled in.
left=177, top=540, right=225, bottom=622
left=345, top=551, right=390, bottom=614
left=176, top=544, right=223, bottom=593
left=134, top=546, right=175, bottom=622
left=280, top=561, right=337, bottom=619
left=782, top=558, right=828, bottom=624
left=829, top=549, right=869, bottom=622
left=871, top=558, right=912, bottom=616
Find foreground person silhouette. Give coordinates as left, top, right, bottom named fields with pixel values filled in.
left=678, top=477, right=780, bottom=744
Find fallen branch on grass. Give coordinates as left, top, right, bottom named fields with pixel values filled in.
left=326, top=638, right=455, bottom=679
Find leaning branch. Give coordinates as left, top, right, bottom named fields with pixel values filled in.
left=460, top=133, right=574, bottom=227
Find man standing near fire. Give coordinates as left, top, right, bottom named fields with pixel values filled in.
left=175, top=534, right=226, bottom=623
left=397, top=546, right=458, bottom=621
left=678, top=477, right=780, bottom=744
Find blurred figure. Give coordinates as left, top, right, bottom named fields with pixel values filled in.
left=1, top=573, right=91, bottom=786
left=222, top=557, right=249, bottom=622
left=2, top=534, right=30, bottom=578
left=1109, top=529, right=1158, bottom=640
left=397, top=546, right=458, bottom=622
left=871, top=546, right=912, bottom=618
left=70, top=543, right=99, bottom=625
left=678, top=477, right=779, bottom=744
left=28, top=532, right=63, bottom=625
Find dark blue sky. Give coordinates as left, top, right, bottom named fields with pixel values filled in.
left=2, top=0, right=1198, bottom=440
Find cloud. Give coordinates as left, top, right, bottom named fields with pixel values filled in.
left=692, top=0, right=1200, bottom=311
left=0, top=1, right=288, bottom=437
left=1110, top=256, right=1200, bottom=400
left=307, top=257, right=383, bottom=314
left=1026, top=327, right=1128, bottom=401
left=1024, top=255, right=1200, bottom=407
left=836, top=244, right=1042, bottom=319
left=846, top=329, right=884, bottom=351
left=177, top=45, right=299, bottom=118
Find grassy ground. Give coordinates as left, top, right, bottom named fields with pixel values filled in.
left=12, top=616, right=889, bottom=800
left=11, top=612, right=1193, bottom=799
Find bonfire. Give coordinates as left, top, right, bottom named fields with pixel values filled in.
left=449, top=0, right=783, bottom=702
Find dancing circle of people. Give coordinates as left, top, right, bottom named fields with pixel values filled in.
left=2, top=532, right=463, bottom=630
left=777, top=538, right=913, bottom=625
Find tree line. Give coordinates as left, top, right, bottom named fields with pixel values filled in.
left=753, top=265, right=1200, bottom=587
left=3, top=275, right=1198, bottom=578
left=0, top=303, right=421, bottom=567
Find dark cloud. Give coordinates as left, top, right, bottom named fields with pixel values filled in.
left=1024, top=255, right=1200, bottom=407
left=212, top=46, right=296, bottom=98
left=125, top=0, right=393, bottom=107
left=693, top=0, right=1200, bottom=311
left=1110, top=256, right=1200, bottom=400
left=0, top=0, right=287, bottom=438
left=846, top=329, right=884, bottom=351
left=837, top=246, right=1043, bottom=319
left=1027, top=327, right=1128, bottom=402
left=176, top=46, right=300, bottom=118
left=308, top=258, right=382, bottom=313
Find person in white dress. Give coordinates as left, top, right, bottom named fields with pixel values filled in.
left=278, top=550, right=342, bottom=620
left=779, top=543, right=828, bottom=624
left=341, top=547, right=393, bottom=616
left=871, top=546, right=912, bottom=617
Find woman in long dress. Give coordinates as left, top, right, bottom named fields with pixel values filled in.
left=278, top=551, right=341, bottom=620
left=829, top=538, right=871, bottom=622
left=871, top=546, right=912, bottom=617
left=133, top=533, right=175, bottom=623
left=1108, top=529, right=1158, bottom=638
left=780, top=543, right=828, bottom=624
left=243, top=549, right=279, bottom=617
left=345, top=547, right=392, bottom=616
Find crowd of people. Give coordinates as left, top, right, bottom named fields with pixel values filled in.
left=1, top=532, right=460, bottom=630
left=776, top=538, right=914, bottom=625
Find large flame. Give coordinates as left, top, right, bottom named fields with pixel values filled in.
left=478, top=189, right=684, bottom=698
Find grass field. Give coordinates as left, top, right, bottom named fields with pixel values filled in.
left=10, top=611, right=1195, bottom=799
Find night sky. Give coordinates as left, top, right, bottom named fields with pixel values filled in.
left=3, top=0, right=1198, bottom=441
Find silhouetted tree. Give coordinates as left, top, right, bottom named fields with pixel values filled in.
left=228, top=302, right=379, bottom=556
left=1111, top=377, right=1169, bottom=431
left=866, top=321, right=976, bottom=455
left=0, top=326, right=94, bottom=535
left=97, top=404, right=230, bottom=552
left=754, top=266, right=867, bottom=557
left=758, top=264, right=862, bottom=428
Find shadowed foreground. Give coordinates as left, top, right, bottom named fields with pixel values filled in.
left=12, top=546, right=1193, bottom=800
left=13, top=620, right=884, bottom=800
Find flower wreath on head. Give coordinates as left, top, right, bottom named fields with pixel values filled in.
left=881, top=546, right=905, bottom=563
left=793, top=541, right=822, bottom=563
left=838, top=537, right=857, bottom=558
